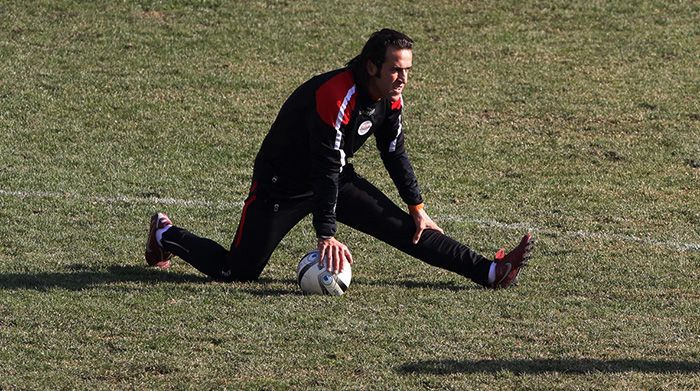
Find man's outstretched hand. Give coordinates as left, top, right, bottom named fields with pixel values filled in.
left=317, top=237, right=353, bottom=273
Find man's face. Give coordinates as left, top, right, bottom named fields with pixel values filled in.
left=367, top=47, right=412, bottom=101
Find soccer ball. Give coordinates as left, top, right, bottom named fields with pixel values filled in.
left=296, top=250, right=352, bottom=296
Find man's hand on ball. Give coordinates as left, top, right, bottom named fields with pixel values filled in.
left=317, top=237, right=353, bottom=273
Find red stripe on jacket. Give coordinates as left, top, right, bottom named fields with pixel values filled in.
left=391, top=95, right=403, bottom=111
left=233, top=181, right=258, bottom=248
left=315, top=70, right=356, bottom=129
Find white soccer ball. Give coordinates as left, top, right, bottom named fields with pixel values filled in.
left=296, top=250, right=352, bottom=296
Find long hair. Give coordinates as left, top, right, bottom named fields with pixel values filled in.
left=347, top=29, right=414, bottom=83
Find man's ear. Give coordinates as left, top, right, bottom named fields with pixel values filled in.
left=366, top=60, right=378, bottom=78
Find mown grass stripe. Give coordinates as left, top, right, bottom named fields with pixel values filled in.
left=2, top=188, right=697, bottom=252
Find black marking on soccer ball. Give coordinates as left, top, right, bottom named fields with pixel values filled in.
left=297, top=261, right=316, bottom=287
left=297, top=250, right=318, bottom=288
left=336, top=276, right=348, bottom=292
left=319, top=273, right=329, bottom=295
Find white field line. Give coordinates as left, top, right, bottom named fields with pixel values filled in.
left=0, top=189, right=240, bottom=209
left=2, top=189, right=699, bottom=252
left=437, top=216, right=700, bottom=252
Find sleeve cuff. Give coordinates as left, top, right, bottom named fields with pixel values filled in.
left=408, top=203, right=424, bottom=214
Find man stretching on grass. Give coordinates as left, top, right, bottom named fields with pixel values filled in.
left=144, top=29, right=534, bottom=288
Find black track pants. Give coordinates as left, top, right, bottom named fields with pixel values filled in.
left=161, top=170, right=492, bottom=285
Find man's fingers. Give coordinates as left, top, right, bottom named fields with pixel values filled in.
left=413, top=227, right=423, bottom=245
left=327, top=246, right=338, bottom=272
left=344, top=247, right=353, bottom=264
left=334, top=246, right=341, bottom=272
left=328, top=248, right=335, bottom=272
left=320, top=246, right=330, bottom=268
left=336, top=246, right=351, bottom=273
left=337, top=247, right=344, bottom=273
left=326, top=247, right=332, bottom=272
left=326, top=247, right=334, bottom=271
left=317, top=238, right=353, bottom=273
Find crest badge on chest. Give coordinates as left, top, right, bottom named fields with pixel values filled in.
left=358, top=120, right=373, bottom=136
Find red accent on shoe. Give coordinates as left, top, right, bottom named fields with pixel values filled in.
left=145, top=212, right=173, bottom=268
left=152, top=260, right=171, bottom=270
left=492, top=233, right=534, bottom=289
left=494, top=248, right=505, bottom=260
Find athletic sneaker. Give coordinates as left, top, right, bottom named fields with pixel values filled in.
left=145, top=212, right=173, bottom=269
left=492, top=233, right=534, bottom=289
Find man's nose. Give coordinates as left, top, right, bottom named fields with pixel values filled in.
left=398, top=69, right=409, bottom=83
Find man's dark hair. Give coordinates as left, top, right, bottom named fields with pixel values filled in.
left=347, top=29, right=414, bottom=82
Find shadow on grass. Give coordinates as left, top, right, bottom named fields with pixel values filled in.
left=0, top=265, right=208, bottom=291
left=397, top=358, right=700, bottom=375
left=0, top=265, right=304, bottom=295
left=0, top=265, right=475, bottom=294
left=353, top=276, right=479, bottom=291
left=237, top=277, right=301, bottom=296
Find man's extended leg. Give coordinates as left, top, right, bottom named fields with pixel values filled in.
left=157, top=223, right=229, bottom=279
left=152, top=181, right=312, bottom=281
left=335, top=172, right=493, bottom=286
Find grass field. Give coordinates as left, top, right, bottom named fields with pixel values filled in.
left=1, top=0, right=699, bottom=389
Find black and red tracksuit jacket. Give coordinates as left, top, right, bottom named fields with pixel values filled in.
left=253, top=67, right=423, bottom=238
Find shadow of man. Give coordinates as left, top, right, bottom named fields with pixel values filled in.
left=397, top=358, right=700, bottom=375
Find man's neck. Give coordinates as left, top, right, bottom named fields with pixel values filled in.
left=349, top=66, right=382, bottom=102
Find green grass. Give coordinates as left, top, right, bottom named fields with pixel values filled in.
left=1, top=0, right=699, bottom=389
